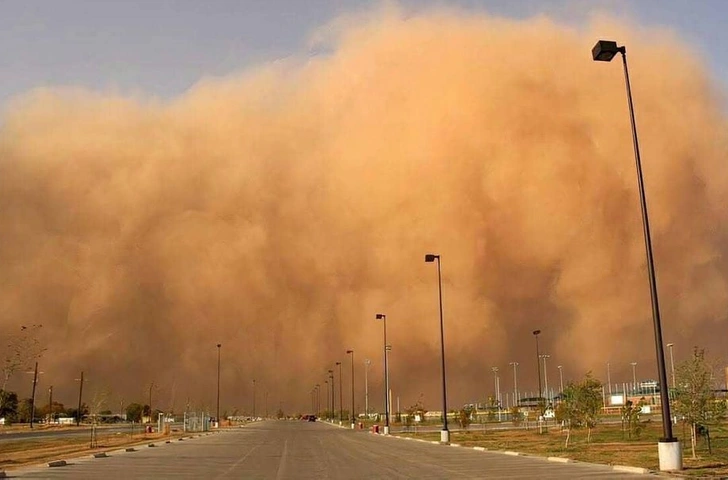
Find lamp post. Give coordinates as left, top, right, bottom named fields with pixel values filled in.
left=324, top=380, right=329, bottom=416
left=346, top=350, right=355, bottom=428
left=315, top=384, right=320, bottom=416
left=336, top=361, right=343, bottom=424
left=509, top=362, right=519, bottom=404
left=148, top=381, right=153, bottom=424
left=216, top=343, right=221, bottom=427
left=631, top=362, right=638, bottom=393
left=667, top=343, right=676, bottom=388
left=540, top=354, right=551, bottom=401
left=252, top=379, right=256, bottom=419
left=607, top=361, right=612, bottom=395
left=425, top=253, right=450, bottom=443
left=592, top=39, right=680, bottom=471
left=328, top=369, right=335, bottom=421
left=532, top=330, right=543, bottom=413
left=364, top=359, right=371, bottom=419
left=557, top=365, right=564, bottom=395
left=491, top=366, right=500, bottom=420
left=375, top=313, right=390, bottom=434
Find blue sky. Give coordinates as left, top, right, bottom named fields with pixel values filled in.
left=1, top=0, right=727, bottom=110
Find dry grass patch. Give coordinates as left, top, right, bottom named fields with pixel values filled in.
left=0, top=429, right=182, bottom=470
left=398, top=421, right=728, bottom=476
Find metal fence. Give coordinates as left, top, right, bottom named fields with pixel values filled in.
left=183, top=411, right=211, bottom=432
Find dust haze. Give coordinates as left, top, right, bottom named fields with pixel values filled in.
left=2, top=7, right=727, bottom=414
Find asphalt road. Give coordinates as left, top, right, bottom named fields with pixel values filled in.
left=7, top=420, right=659, bottom=479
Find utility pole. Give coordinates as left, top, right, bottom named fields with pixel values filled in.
left=76, top=371, right=85, bottom=426
left=48, top=385, right=53, bottom=424
left=29, top=362, right=39, bottom=428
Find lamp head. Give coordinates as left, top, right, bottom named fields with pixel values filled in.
left=346, top=349, right=353, bottom=354
left=217, top=343, right=221, bottom=348
left=532, top=329, right=541, bottom=336
left=592, top=40, right=622, bottom=62
left=375, top=313, right=386, bottom=320
left=425, top=254, right=438, bottom=262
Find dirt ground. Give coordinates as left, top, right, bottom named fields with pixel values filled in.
left=0, top=425, right=186, bottom=471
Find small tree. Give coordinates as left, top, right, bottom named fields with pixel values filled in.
left=510, top=406, right=523, bottom=426
left=621, top=399, right=646, bottom=439
left=485, top=396, right=497, bottom=422
left=558, top=373, right=603, bottom=447
left=126, top=403, right=144, bottom=422
left=672, top=347, right=727, bottom=459
left=0, top=390, right=18, bottom=422
left=405, top=399, right=427, bottom=425
left=458, top=405, right=474, bottom=430
left=1, top=325, right=45, bottom=415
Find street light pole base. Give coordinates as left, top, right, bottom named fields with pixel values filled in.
left=658, top=440, right=682, bottom=471
left=350, top=423, right=355, bottom=429
left=440, top=429, right=450, bottom=444
left=383, top=426, right=390, bottom=435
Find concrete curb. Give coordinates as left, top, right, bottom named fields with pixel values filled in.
left=386, top=434, right=661, bottom=476
left=48, top=460, right=67, bottom=467
left=125, top=447, right=136, bottom=452
left=547, top=457, right=571, bottom=463
left=613, top=465, right=650, bottom=474
left=93, top=452, right=108, bottom=458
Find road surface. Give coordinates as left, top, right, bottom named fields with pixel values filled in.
left=7, top=420, right=658, bottom=479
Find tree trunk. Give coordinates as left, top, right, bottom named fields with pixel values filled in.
left=691, top=422, right=697, bottom=459
left=587, top=426, right=592, bottom=444
left=564, top=425, right=571, bottom=448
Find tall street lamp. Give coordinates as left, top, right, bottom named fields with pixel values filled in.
left=375, top=314, right=390, bottom=434
left=509, top=362, right=519, bottom=404
left=324, top=380, right=330, bottom=416
left=491, top=366, right=500, bottom=420
left=607, top=361, right=612, bottom=395
left=252, top=379, right=256, bottom=419
left=631, top=362, right=638, bottom=393
left=364, top=359, right=371, bottom=419
left=540, top=354, right=551, bottom=401
left=425, top=253, right=450, bottom=444
left=328, top=369, right=335, bottom=421
left=336, top=362, right=343, bottom=424
left=557, top=365, right=564, bottom=395
left=532, top=330, right=543, bottom=412
left=346, top=350, right=355, bottom=428
left=592, top=39, right=680, bottom=471
left=216, top=344, right=221, bottom=427
left=667, top=343, right=676, bottom=388
left=315, top=384, right=321, bottom=416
